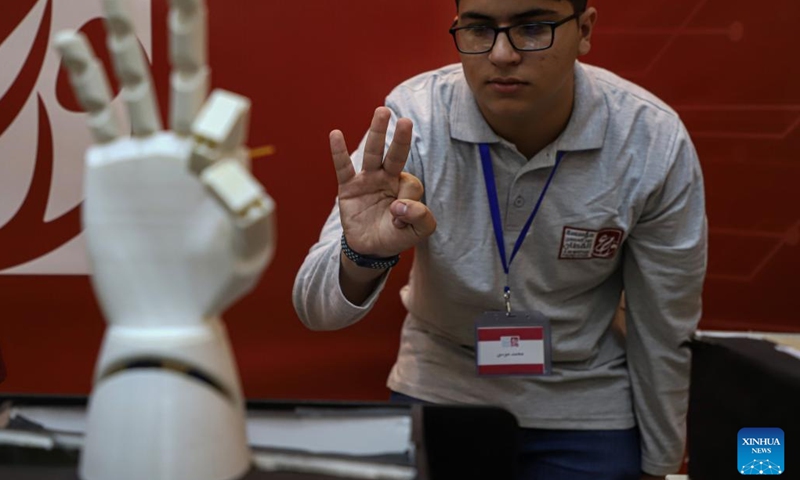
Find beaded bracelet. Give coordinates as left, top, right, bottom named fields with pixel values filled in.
left=340, top=234, right=400, bottom=270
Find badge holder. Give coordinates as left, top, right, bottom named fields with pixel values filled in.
left=475, top=307, right=553, bottom=377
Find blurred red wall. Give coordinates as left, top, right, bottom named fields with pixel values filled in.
left=1, top=0, right=798, bottom=399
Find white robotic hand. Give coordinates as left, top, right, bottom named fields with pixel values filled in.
left=54, top=1, right=275, bottom=479
left=56, top=0, right=274, bottom=327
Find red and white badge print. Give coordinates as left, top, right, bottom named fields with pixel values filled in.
left=559, top=227, right=624, bottom=260
left=476, top=326, right=546, bottom=376
left=0, top=0, right=151, bottom=275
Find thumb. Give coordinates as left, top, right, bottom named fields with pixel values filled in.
left=391, top=200, right=437, bottom=238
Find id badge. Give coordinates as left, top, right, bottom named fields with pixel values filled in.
left=475, top=311, right=552, bottom=376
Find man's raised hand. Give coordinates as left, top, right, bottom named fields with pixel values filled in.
left=330, top=107, right=436, bottom=260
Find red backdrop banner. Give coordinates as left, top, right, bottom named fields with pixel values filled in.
left=0, top=0, right=797, bottom=399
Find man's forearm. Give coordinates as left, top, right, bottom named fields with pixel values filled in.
left=338, top=252, right=387, bottom=305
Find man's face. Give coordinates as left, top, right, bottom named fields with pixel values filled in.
left=455, top=0, right=593, bottom=122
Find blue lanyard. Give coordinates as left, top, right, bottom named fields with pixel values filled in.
left=479, top=144, right=565, bottom=312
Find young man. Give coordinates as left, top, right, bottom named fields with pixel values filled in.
left=293, top=0, right=707, bottom=478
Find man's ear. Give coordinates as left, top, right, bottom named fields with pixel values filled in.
left=577, top=8, right=597, bottom=56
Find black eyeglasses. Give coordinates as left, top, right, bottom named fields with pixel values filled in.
left=449, top=13, right=581, bottom=54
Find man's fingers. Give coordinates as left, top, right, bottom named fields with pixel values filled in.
left=103, top=0, right=162, bottom=136
left=397, top=172, right=424, bottom=202
left=383, top=118, right=413, bottom=177
left=390, top=200, right=436, bottom=238
left=361, top=107, right=391, bottom=171
left=53, top=31, right=120, bottom=143
left=330, top=130, right=356, bottom=185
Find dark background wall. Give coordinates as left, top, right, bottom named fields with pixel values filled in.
left=1, top=0, right=798, bottom=399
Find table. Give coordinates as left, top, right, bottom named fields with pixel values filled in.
left=1, top=395, right=519, bottom=480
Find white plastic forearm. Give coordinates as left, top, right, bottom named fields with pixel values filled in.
left=169, top=0, right=209, bottom=135
left=103, top=0, right=162, bottom=136
left=53, top=32, right=119, bottom=143
left=82, top=319, right=250, bottom=480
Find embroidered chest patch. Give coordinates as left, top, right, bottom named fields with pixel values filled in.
left=559, top=227, right=624, bottom=260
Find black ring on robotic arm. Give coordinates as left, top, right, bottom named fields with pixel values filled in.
left=97, top=357, right=235, bottom=404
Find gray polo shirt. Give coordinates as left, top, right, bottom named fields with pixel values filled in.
left=293, top=61, right=707, bottom=475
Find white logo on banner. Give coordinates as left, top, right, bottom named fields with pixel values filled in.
left=0, top=0, right=151, bottom=275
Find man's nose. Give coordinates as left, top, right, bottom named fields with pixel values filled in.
left=488, top=30, right=522, bottom=65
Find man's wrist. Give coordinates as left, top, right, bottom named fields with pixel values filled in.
left=338, top=250, right=388, bottom=306
left=340, top=234, right=399, bottom=270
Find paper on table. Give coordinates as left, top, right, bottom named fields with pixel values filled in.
left=246, top=410, right=412, bottom=457
left=695, top=330, right=800, bottom=349
left=9, top=407, right=87, bottom=433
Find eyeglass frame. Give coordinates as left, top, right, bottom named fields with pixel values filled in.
left=448, top=12, right=582, bottom=54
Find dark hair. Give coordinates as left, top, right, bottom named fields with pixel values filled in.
left=455, top=0, right=587, bottom=13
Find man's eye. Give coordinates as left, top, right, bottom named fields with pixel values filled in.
left=465, top=26, right=494, bottom=39
left=516, top=24, right=548, bottom=37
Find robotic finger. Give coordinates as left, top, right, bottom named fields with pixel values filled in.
left=191, top=90, right=276, bottom=264
left=169, top=0, right=210, bottom=135
left=53, top=32, right=120, bottom=144
left=202, top=161, right=276, bottom=262
left=102, top=0, right=162, bottom=136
